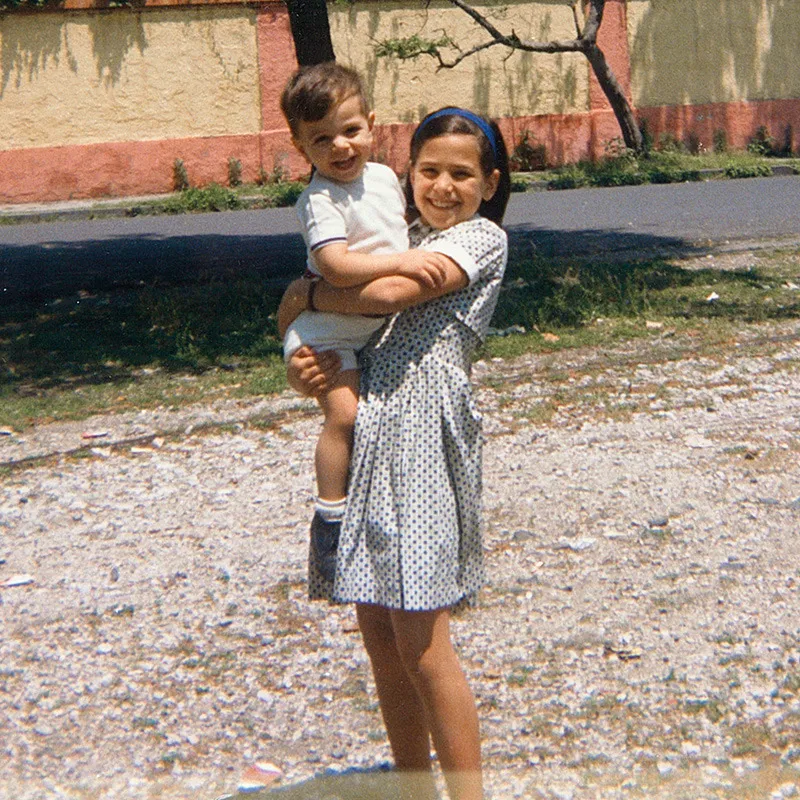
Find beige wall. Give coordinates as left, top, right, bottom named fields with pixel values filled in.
left=0, top=6, right=261, bottom=151
left=330, top=0, right=590, bottom=123
left=628, top=0, right=800, bottom=108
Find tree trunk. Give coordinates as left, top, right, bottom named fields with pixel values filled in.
left=584, top=42, right=644, bottom=152
left=285, top=0, right=336, bottom=67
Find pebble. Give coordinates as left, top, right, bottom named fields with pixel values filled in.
left=1, top=320, right=799, bottom=799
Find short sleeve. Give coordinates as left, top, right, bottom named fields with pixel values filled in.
left=422, top=217, right=507, bottom=285
left=296, top=188, right=347, bottom=253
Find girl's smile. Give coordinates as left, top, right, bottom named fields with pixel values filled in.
left=410, top=133, right=500, bottom=230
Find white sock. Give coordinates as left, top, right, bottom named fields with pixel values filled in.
left=315, top=497, right=346, bottom=523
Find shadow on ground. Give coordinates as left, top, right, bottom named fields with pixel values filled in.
left=233, top=764, right=423, bottom=800
left=0, top=226, right=704, bottom=306
left=0, top=232, right=306, bottom=305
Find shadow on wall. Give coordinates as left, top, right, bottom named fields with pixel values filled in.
left=630, top=0, right=800, bottom=109
left=0, top=8, right=146, bottom=98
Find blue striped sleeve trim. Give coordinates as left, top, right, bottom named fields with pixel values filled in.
left=310, top=236, right=347, bottom=251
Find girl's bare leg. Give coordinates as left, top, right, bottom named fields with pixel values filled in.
left=315, top=369, right=359, bottom=500
left=390, top=607, right=483, bottom=800
left=356, top=604, right=438, bottom=800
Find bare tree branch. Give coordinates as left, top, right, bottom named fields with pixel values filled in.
left=373, top=0, right=643, bottom=151
left=434, top=39, right=507, bottom=70
left=447, top=0, right=587, bottom=53
left=571, top=1, right=583, bottom=38
left=441, top=0, right=642, bottom=151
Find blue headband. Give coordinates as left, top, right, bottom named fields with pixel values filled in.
left=413, top=108, right=500, bottom=162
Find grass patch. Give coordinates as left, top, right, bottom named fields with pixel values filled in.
left=541, top=147, right=795, bottom=190
left=0, top=276, right=286, bottom=428
left=2, top=242, right=799, bottom=429
left=491, top=247, right=800, bottom=336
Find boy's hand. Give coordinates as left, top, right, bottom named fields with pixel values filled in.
left=287, top=346, right=341, bottom=398
left=277, top=277, right=314, bottom=338
left=396, top=250, right=451, bottom=289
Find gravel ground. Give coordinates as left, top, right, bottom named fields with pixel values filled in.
left=1, top=317, right=799, bottom=800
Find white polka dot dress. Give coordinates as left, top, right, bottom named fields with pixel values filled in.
left=308, top=216, right=508, bottom=610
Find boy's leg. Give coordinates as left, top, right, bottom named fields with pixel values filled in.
left=315, top=368, right=360, bottom=501
left=308, top=367, right=358, bottom=582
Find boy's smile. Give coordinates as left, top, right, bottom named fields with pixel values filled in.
left=292, top=95, right=375, bottom=184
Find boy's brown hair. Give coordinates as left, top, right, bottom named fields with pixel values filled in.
left=281, top=62, right=369, bottom=136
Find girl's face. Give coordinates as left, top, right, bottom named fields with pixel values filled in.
left=409, top=133, right=500, bottom=230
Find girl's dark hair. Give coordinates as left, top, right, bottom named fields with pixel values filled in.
left=405, top=107, right=511, bottom=225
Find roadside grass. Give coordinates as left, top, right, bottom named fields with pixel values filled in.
left=521, top=148, right=798, bottom=191
left=2, top=246, right=799, bottom=430
left=7, top=149, right=789, bottom=223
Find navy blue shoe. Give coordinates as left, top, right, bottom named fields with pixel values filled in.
left=310, top=512, right=340, bottom=582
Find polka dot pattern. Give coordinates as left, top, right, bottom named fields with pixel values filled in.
left=308, top=216, right=508, bottom=610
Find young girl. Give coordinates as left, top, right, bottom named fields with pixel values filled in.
left=278, top=107, right=511, bottom=800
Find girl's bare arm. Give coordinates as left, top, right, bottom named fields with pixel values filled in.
left=277, top=255, right=468, bottom=337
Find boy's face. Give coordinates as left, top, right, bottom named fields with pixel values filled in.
left=292, top=94, right=375, bottom=184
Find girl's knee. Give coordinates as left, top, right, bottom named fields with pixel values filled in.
left=391, top=612, right=455, bottom=686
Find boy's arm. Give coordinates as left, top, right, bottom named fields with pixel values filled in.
left=277, top=257, right=468, bottom=336
left=313, top=243, right=450, bottom=289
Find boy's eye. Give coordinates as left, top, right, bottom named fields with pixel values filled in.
left=344, top=126, right=361, bottom=136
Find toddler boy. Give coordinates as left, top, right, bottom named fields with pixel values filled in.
left=279, top=63, right=447, bottom=580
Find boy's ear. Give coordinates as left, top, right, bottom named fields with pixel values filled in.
left=367, top=110, right=376, bottom=131
left=482, top=168, right=501, bottom=201
left=291, top=136, right=311, bottom=163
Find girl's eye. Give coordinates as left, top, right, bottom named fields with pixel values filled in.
left=420, top=168, right=438, bottom=178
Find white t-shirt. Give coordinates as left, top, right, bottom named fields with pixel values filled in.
left=284, top=162, right=408, bottom=370
left=297, top=161, right=409, bottom=276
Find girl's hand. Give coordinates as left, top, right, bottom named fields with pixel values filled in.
left=396, top=250, right=450, bottom=289
left=277, top=277, right=314, bottom=338
left=287, top=346, right=341, bottom=398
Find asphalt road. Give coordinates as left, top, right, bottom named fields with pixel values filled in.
left=3, top=176, right=800, bottom=305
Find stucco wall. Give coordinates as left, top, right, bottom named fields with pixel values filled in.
left=628, top=0, right=800, bottom=108
left=330, top=0, right=590, bottom=123
left=0, top=6, right=261, bottom=151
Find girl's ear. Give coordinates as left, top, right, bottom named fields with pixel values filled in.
left=482, top=168, right=501, bottom=201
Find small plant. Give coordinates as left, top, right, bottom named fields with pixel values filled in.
left=638, top=118, right=654, bottom=153
left=748, top=125, right=777, bottom=156
left=780, top=124, right=795, bottom=157
left=548, top=164, right=587, bottom=190
left=509, top=176, right=530, bottom=193
left=172, top=159, right=190, bottom=192
left=227, top=157, right=243, bottom=188
left=723, top=160, right=772, bottom=179
left=164, top=184, right=244, bottom=214
left=713, top=128, right=728, bottom=153
left=510, top=130, right=547, bottom=172
left=657, top=132, right=686, bottom=154
left=685, top=131, right=703, bottom=155
left=260, top=180, right=306, bottom=207
left=374, top=34, right=455, bottom=60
